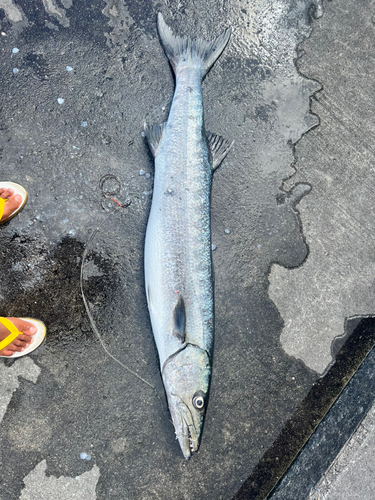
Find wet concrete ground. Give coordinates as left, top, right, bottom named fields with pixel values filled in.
left=0, top=0, right=374, bottom=499
left=310, top=401, right=375, bottom=500
left=267, top=336, right=375, bottom=500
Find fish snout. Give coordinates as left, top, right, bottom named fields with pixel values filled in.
left=169, top=396, right=199, bottom=459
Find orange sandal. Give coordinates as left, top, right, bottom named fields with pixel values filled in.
left=0, top=318, right=46, bottom=358
left=0, top=182, right=28, bottom=225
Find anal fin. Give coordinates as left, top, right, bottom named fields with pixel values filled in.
left=144, top=122, right=167, bottom=157
left=207, top=132, right=233, bottom=170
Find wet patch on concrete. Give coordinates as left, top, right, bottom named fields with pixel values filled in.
left=0, top=236, right=104, bottom=352
left=269, top=0, right=375, bottom=375
left=0, top=1, right=370, bottom=499
left=234, top=317, right=375, bottom=500
left=266, top=320, right=375, bottom=500
left=308, top=399, right=375, bottom=500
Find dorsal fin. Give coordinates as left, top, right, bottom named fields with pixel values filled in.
left=172, top=295, right=186, bottom=343
left=207, top=132, right=233, bottom=170
left=144, top=122, right=167, bottom=157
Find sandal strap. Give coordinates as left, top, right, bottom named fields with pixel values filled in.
left=0, top=318, right=21, bottom=351
left=0, top=197, right=7, bottom=221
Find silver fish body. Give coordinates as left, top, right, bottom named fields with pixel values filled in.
left=145, top=13, right=231, bottom=459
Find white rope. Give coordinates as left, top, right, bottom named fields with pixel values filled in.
left=80, top=205, right=155, bottom=390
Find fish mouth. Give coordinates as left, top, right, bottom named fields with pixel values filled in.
left=171, top=396, right=199, bottom=460
left=180, top=415, right=198, bottom=460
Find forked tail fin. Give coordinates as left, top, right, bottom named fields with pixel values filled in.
left=157, top=13, right=231, bottom=78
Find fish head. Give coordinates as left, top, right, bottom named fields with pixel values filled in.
left=162, top=344, right=211, bottom=459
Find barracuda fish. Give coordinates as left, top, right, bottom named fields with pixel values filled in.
left=144, top=13, right=232, bottom=459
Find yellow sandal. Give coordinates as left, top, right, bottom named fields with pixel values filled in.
left=0, top=182, right=28, bottom=225
left=0, top=318, right=46, bottom=358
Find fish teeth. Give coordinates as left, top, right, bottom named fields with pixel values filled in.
left=188, top=428, right=194, bottom=452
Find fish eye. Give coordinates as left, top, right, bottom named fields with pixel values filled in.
left=192, top=395, right=205, bottom=410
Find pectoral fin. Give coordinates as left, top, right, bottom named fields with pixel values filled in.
left=207, top=132, right=233, bottom=170
left=172, top=295, right=186, bottom=343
